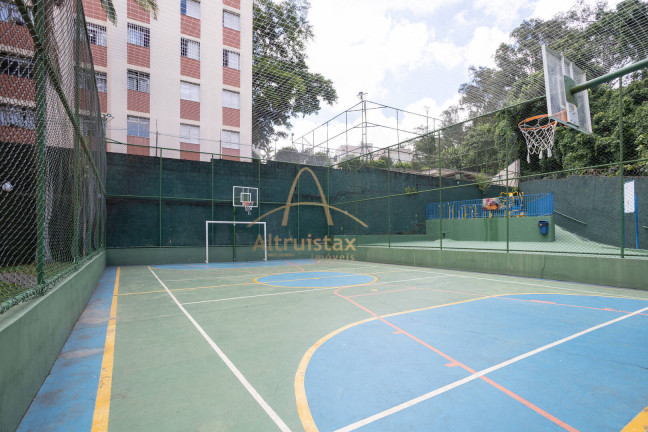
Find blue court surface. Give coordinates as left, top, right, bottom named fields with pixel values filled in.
left=304, top=293, right=648, bottom=432
left=257, top=271, right=377, bottom=288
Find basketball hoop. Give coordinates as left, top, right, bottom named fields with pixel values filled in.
left=518, top=114, right=557, bottom=163
left=242, top=201, right=254, bottom=216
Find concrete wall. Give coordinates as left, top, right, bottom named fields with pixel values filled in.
left=0, top=253, right=106, bottom=432
left=353, top=246, right=647, bottom=291
left=426, top=216, right=555, bottom=242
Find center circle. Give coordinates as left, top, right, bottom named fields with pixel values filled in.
left=256, top=271, right=376, bottom=288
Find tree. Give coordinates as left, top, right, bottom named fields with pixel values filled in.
left=253, top=0, right=337, bottom=152
left=411, top=125, right=437, bottom=169
left=100, top=0, right=158, bottom=24
left=274, top=146, right=305, bottom=164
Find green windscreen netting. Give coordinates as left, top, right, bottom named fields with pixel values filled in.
left=0, top=0, right=106, bottom=312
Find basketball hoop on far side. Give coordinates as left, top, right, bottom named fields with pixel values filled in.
left=518, top=114, right=557, bottom=163
left=242, top=201, right=255, bottom=216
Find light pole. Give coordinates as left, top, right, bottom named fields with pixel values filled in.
left=358, top=91, right=368, bottom=156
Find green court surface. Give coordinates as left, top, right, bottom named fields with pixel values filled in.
left=96, top=260, right=648, bottom=431
left=20, top=259, right=648, bottom=432
left=359, top=226, right=648, bottom=258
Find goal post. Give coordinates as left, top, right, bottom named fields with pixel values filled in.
left=205, top=221, right=267, bottom=263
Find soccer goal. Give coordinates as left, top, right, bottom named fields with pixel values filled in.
left=205, top=221, right=267, bottom=263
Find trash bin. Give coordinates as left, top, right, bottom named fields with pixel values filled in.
left=538, top=220, right=549, bottom=235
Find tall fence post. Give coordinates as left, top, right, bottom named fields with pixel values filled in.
left=506, top=133, right=510, bottom=254
left=73, top=0, right=81, bottom=264
left=34, top=1, right=47, bottom=285
left=438, top=132, right=443, bottom=251
left=387, top=147, right=391, bottom=248
left=619, top=78, right=625, bottom=258
left=327, top=165, right=330, bottom=240
left=159, top=152, right=162, bottom=247
left=355, top=165, right=358, bottom=244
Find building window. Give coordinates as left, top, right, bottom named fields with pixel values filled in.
left=0, top=105, right=35, bottom=129
left=181, top=0, right=200, bottom=19
left=181, top=38, right=200, bottom=60
left=222, top=90, right=239, bottom=109
left=76, top=69, right=94, bottom=89
left=0, top=1, right=26, bottom=25
left=0, top=53, right=33, bottom=78
left=87, top=23, right=108, bottom=47
left=222, top=130, right=239, bottom=149
left=223, top=50, right=240, bottom=70
left=223, top=11, right=240, bottom=31
left=127, top=70, right=150, bottom=93
left=127, top=115, right=149, bottom=138
left=127, top=23, right=150, bottom=48
left=95, top=72, right=107, bottom=93
left=180, top=81, right=200, bottom=102
left=180, top=124, right=200, bottom=144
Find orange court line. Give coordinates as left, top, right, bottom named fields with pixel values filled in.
left=295, top=295, right=492, bottom=432
left=285, top=260, right=307, bottom=271
left=91, top=267, right=120, bottom=432
left=500, top=296, right=648, bottom=317
left=334, top=287, right=580, bottom=432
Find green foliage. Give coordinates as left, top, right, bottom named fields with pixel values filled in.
left=404, top=186, right=418, bottom=195
left=274, top=146, right=304, bottom=164
left=393, top=161, right=413, bottom=169
left=433, top=0, right=648, bottom=177
left=253, top=0, right=337, bottom=150
left=411, top=125, right=437, bottom=169
left=473, top=171, right=492, bottom=195
left=339, top=156, right=362, bottom=171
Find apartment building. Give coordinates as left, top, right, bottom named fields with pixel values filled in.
left=0, top=0, right=35, bottom=146
left=82, top=0, right=252, bottom=160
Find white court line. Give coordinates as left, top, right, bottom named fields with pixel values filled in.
left=422, top=271, right=648, bottom=301
left=335, top=304, right=648, bottom=432
left=345, top=263, right=648, bottom=301
left=182, top=275, right=449, bottom=306
left=182, top=287, right=335, bottom=305
left=148, top=267, right=292, bottom=432
left=330, top=259, right=648, bottom=297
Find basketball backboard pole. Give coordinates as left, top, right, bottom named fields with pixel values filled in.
left=569, top=57, right=648, bottom=95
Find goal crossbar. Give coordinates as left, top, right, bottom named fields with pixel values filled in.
left=205, top=221, right=267, bottom=263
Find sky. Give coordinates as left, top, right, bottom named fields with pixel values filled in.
left=277, top=0, right=623, bottom=155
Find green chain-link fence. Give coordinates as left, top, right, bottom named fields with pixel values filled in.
left=0, top=0, right=107, bottom=312
left=105, top=69, right=647, bottom=263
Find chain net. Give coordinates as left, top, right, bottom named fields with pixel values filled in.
left=0, top=0, right=106, bottom=312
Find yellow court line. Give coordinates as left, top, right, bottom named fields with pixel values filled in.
left=91, top=267, right=120, bottom=432
left=119, top=281, right=256, bottom=296
left=621, top=405, right=648, bottom=432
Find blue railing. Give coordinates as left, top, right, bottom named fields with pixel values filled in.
left=426, top=193, right=554, bottom=220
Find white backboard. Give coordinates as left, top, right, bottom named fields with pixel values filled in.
left=542, top=44, right=592, bottom=134
left=233, top=186, right=259, bottom=208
